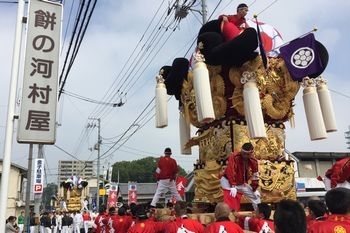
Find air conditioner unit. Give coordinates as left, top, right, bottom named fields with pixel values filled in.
left=16, top=200, right=24, bottom=207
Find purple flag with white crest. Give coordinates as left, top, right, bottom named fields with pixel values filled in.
left=279, top=33, right=324, bottom=81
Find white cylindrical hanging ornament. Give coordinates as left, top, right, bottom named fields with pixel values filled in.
left=302, top=77, right=327, bottom=140
left=241, top=71, right=266, bottom=139
left=60, top=185, right=64, bottom=198
left=192, top=51, right=215, bottom=123
left=66, top=188, right=70, bottom=200
left=316, top=77, right=337, bottom=132
left=155, top=71, right=168, bottom=128
left=179, top=110, right=191, bottom=155
left=82, top=186, right=86, bottom=198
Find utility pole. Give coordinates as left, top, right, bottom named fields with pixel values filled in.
left=175, top=0, right=208, bottom=25
left=88, top=118, right=101, bottom=210
left=97, top=118, right=101, bottom=209
left=0, top=0, right=25, bottom=230
left=24, top=144, right=33, bottom=233
left=201, top=0, right=208, bottom=24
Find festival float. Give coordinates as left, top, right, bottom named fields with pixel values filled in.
left=59, top=175, right=89, bottom=212
left=155, top=16, right=334, bottom=209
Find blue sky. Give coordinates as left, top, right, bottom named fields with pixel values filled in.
left=1, top=0, right=350, bottom=183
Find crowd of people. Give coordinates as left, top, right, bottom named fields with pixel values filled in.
left=7, top=188, right=349, bottom=233
left=5, top=209, right=96, bottom=233
left=88, top=187, right=349, bottom=233
left=6, top=142, right=349, bottom=233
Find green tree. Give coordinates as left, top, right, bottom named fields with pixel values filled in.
left=110, top=156, right=187, bottom=183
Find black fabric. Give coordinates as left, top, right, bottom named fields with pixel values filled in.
left=164, top=57, right=189, bottom=100
left=308, top=40, right=329, bottom=78
left=198, top=27, right=258, bottom=66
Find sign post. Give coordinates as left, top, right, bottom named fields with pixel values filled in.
left=17, top=0, right=62, bottom=144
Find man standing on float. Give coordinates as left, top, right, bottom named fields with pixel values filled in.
left=150, top=147, right=183, bottom=208
left=224, top=142, right=261, bottom=210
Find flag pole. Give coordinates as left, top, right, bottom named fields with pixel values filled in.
left=271, top=28, right=318, bottom=52
left=254, top=14, right=268, bottom=70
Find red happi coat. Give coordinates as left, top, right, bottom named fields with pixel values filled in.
left=127, top=219, right=165, bottom=233
left=204, top=219, right=244, bottom=233
left=155, top=156, right=178, bottom=180
left=93, top=213, right=107, bottom=233
left=164, top=216, right=205, bottom=233
left=307, top=214, right=350, bottom=233
left=112, top=215, right=133, bottom=233
left=237, top=216, right=275, bottom=232
left=224, top=151, right=259, bottom=191
left=325, top=157, right=350, bottom=188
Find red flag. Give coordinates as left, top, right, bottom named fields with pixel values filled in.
left=176, top=176, right=187, bottom=198
left=128, top=182, right=137, bottom=205
left=107, top=183, right=119, bottom=208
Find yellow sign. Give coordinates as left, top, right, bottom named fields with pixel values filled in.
left=99, top=189, right=106, bottom=195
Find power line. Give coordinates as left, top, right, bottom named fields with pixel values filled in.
left=58, top=0, right=98, bottom=99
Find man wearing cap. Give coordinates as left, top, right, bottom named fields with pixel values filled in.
left=224, top=142, right=261, bottom=210
left=150, top=147, right=183, bottom=208
left=219, top=3, right=249, bottom=41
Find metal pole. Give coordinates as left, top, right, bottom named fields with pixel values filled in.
left=0, top=0, right=25, bottom=230
left=34, top=145, right=44, bottom=233
left=96, top=118, right=101, bottom=209
left=201, top=0, right=208, bottom=24
left=24, top=144, right=34, bottom=233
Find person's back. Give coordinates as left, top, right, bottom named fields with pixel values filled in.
left=306, top=199, right=327, bottom=229
left=204, top=202, right=243, bottom=233
left=274, top=199, right=306, bottom=233
left=165, top=201, right=205, bottom=233
left=112, top=207, right=133, bottom=233
left=127, top=205, right=164, bottom=233
left=93, top=206, right=107, bottom=233
left=308, top=188, right=350, bottom=233
left=236, top=203, right=274, bottom=232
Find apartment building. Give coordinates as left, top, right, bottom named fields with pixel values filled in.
left=58, top=160, right=94, bottom=183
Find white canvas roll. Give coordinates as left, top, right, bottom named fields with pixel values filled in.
left=193, top=61, right=215, bottom=123
left=66, top=189, right=70, bottom=200
left=155, top=82, right=168, bottom=128
left=243, top=81, right=267, bottom=139
left=60, top=186, right=64, bottom=198
left=179, top=111, right=191, bottom=155
left=302, top=86, right=327, bottom=140
left=317, top=83, right=337, bottom=132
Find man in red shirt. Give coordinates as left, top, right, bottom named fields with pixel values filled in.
left=323, top=157, right=350, bottom=190
left=306, top=199, right=327, bottom=230
left=236, top=203, right=274, bottom=232
left=165, top=201, right=205, bottom=233
left=92, top=206, right=107, bottom=233
left=127, top=205, right=165, bottom=233
left=103, top=207, right=117, bottom=233
left=150, top=147, right=183, bottom=208
left=224, top=142, right=261, bottom=211
left=110, top=206, right=133, bottom=233
left=218, top=3, right=249, bottom=41
left=204, top=202, right=243, bottom=233
left=82, top=210, right=92, bottom=233
left=308, top=187, right=350, bottom=233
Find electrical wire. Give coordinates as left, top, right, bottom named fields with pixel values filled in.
left=58, top=0, right=98, bottom=99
